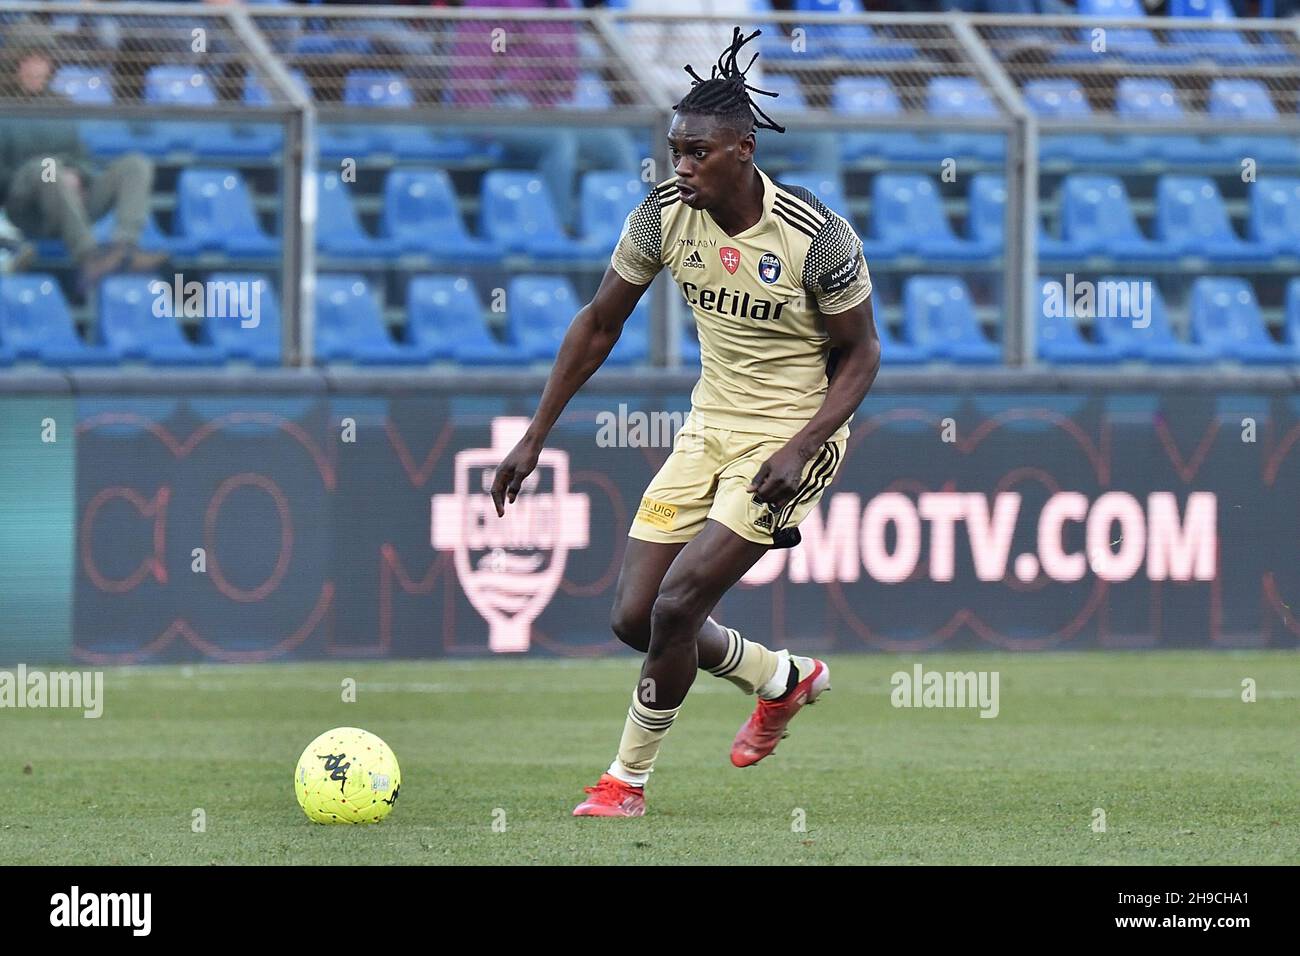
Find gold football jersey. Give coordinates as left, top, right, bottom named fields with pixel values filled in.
left=610, top=163, right=872, bottom=442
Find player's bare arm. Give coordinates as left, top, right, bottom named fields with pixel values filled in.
left=490, top=268, right=650, bottom=517
left=747, top=296, right=882, bottom=509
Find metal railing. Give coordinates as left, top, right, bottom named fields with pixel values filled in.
left=0, top=2, right=1296, bottom=369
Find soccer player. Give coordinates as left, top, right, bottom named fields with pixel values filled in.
left=489, top=27, right=881, bottom=817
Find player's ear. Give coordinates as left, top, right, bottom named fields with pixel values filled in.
left=737, top=128, right=756, bottom=163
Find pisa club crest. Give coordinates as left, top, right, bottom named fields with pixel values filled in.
left=431, top=418, right=589, bottom=653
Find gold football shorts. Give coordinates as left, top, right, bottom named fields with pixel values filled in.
left=629, top=411, right=846, bottom=546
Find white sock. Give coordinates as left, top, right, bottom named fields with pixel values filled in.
left=606, top=758, right=648, bottom=788
left=756, top=650, right=792, bottom=700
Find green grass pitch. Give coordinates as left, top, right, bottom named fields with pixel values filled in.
left=2, top=652, right=1295, bottom=865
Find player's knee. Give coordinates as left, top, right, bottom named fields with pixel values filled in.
left=608, top=604, right=650, bottom=653
left=650, top=587, right=705, bottom=639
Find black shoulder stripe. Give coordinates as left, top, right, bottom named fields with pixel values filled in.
left=773, top=183, right=830, bottom=223
left=773, top=189, right=827, bottom=228
left=773, top=207, right=818, bottom=240
left=773, top=197, right=823, bottom=236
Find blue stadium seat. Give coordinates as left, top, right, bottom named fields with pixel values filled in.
left=51, top=66, right=112, bottom=104
left=761, top=74, right=806, bottom=111
left=380, top=169, right=502, bottom=262
left=145, top=65, right=216, bottom=105
left=832, top=77, right=935, bottom=166
left=0, top=274, right=116, bottom=365
left=1054, top=175, right=1168, bottom=259
left=1207, top=80, right=1296, bottom=166
left=1164, top=0, right=1285, bottom=64
left=344, top=70, right=413, bottom=108
left=507, top=276, right=580, bottom=362
left=229, top=69, right=302, bottom=155
left=99, top=275, right=224, bottom=366
left=314, top=274, right=424, bottom=365
left=1154, top=176, right=1272, bottom=262
left=407, top=276, right=530, bottom=365
left=1093, top=275, right=1216, bottom=363
left=1189, top=277, right=1298, bottom=363
left=245, top=68, right=305, bottom=104
left=315, top=173, right=399, bottom=260
left=1035, top=277, right=1126, bottom=364
left=793, top=0, right=918, bottom=61
left=1114, top=78, right=1203, bottom=162
left=199, top=273, right=281, bottom=366
left=778, top=170, right=846, bottom=214
left=869, top=288, right=929, bottom=365
left=1069, top=0, right=1195, bottom=66
left=143, top=65, right=252, bottom=157
left=1022, top=79, right=1119, bottom=164
left=1287, top=278, right=1300, bottom=348
left=579, top=172, right=649, bottom=255
left=1249, top=178, right=1300, bottom=256
left=902, top=276, right=1001, bottom=363
left=923, top=77, right=1004, bottom=162
left=176, top=169, right=280, bottom=258
left=480, top=171, right=589, bottom=260
left=289, top=35, right=373, bottom=57
left=871, top=174, right=987, bottom=261
left=968, top=174, right=1006, bottom=256
left=831, top=77, right=912, bottom=163
left=572, top=71, right=612, bottom=110
left=606, top=299, right=650, bottom=366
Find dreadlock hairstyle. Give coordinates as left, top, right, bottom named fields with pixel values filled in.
left=672, top=27, right=787, bottom=136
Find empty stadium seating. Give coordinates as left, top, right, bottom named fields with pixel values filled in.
left=99, top=275, right=225, bottom=366
left=314, top=274, right=424, bottom=365
left=176, top=169, right=280, bottom=258
left=902, top=276, right=1001, bottom=363
left=200, top=273, right=282, bottom=366
left=381, top=169, right=502, bottom=261
left=1091, top=277, right=1218, bottom=363
left=0, top=275, right=116, bottom=365
left=407, top=276, right=529, bottom=365
left=1188, top=277, right=1299, bottom=363
left=869, top=175, right=987, bottom=260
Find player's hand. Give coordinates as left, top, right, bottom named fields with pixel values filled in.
left=747, top=444, right=810, bottom=511
left=490, top=437, right=542, bottom=517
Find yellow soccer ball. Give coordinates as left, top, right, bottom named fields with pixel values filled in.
left=295, top=727, right=401, bottom=824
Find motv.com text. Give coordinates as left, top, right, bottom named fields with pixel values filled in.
left=742, top=491, right=1216, bottom=585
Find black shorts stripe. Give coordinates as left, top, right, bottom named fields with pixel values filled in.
left=773, top=195, right=825, bottom=233
left=779, top=442, right=839, bottom=529
left=768, top=444, right=833, bottom=532
left=777, top=442, right=840, bottom=530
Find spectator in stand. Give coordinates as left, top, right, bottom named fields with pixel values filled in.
left=0, top=23, right=166, bottom=290
left=448, top=0, right=638, bottom=231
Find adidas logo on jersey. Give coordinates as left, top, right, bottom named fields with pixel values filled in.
left=683, top=251, right=706, bottom=269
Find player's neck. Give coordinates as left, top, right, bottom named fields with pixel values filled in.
left=707, top=166, right=764, bottom=238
